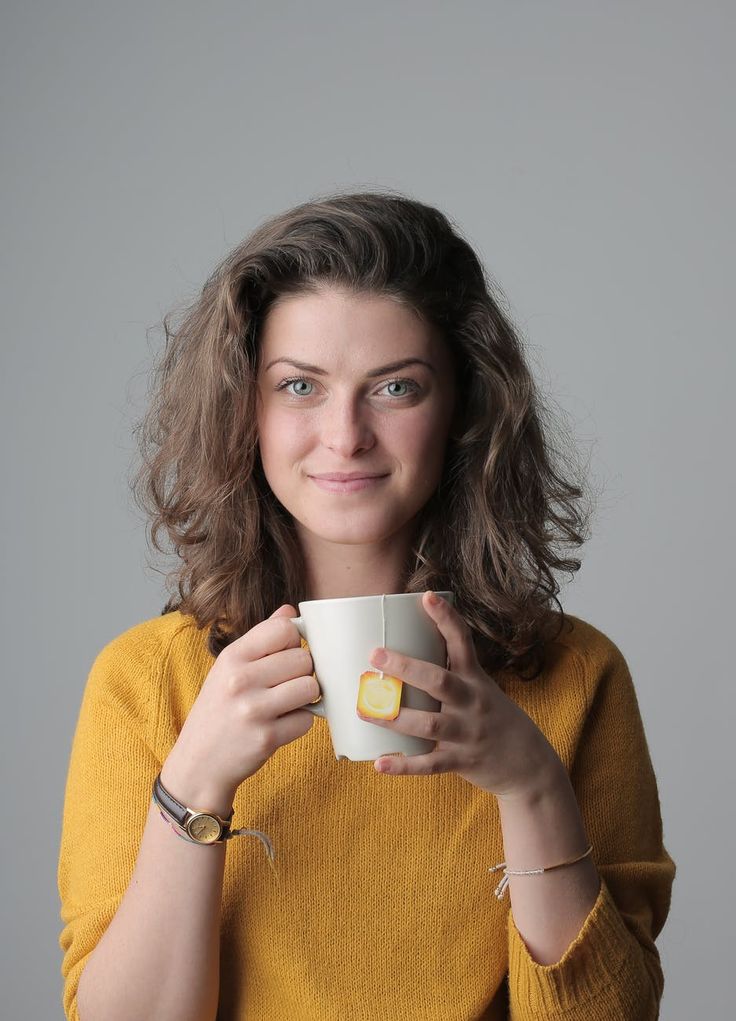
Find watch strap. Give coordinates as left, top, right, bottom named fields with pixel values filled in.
left=153, top=772, right=234, bottom=840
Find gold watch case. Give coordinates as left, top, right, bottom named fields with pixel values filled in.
left=186, top=813, right=224, bottom=844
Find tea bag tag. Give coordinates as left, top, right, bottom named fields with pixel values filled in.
left=356, top=594, right=403, bottom=720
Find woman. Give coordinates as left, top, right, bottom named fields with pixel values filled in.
left=58, top=190, right=675, bottom=1020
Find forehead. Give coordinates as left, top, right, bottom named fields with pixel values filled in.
left=258, top=286, right=448, bottom=370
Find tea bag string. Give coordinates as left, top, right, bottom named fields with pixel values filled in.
left=380, top=593, right=386, bottom=679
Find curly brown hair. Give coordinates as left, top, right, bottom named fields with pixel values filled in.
left=130, top=188, right=596, bottom=679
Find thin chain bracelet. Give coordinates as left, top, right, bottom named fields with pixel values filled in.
left=489, top=843, right=594, bottom=900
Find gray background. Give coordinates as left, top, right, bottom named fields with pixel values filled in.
left=1, top=1, right=732, bottom=1017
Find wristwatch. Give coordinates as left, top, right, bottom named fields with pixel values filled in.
left=152, top=772, right=234, bottom=844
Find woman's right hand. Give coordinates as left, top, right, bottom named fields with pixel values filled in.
left=159, top=604, right=319, bottom=815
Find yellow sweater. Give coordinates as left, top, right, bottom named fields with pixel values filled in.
left=58, top=610, right=675, bottom=1020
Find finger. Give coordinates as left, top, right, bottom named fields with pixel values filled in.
left=249, top=646, right=314, bottom=688
left=421, top=591, right=477, bottom=673
left=374, top=750, right=454, bottom=777
left=268, top=673, right=321, bottom=716
left=269, top=603, right=299, bottom=618
left=229, top=611, right=302, bottom=661
left=368, top=646, right=466, bottom=705
left=357, top=705, right=462, bottom=743
left=269, top=706, right=316, bottom=747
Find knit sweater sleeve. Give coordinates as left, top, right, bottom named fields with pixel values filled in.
left=57, top=622, right=168, bottom=1021
left=506, top=631, right=676, bottom=1020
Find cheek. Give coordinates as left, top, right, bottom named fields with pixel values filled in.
left=257, top=407, right=309, bottom=468
left=391, top=406, right=451, bottom=462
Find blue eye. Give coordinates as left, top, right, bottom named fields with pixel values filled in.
left=277, top=377, right=314, bottom=396
left=382, top=379, right=417, bottom=397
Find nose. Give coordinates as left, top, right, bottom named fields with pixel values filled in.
left=320, top=392, right=376, bottom=458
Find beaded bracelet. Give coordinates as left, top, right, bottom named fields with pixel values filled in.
left=488, top=843, right=594, bottom=900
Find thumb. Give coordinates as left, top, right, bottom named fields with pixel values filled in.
left=269, top=603, right=299, bottom=619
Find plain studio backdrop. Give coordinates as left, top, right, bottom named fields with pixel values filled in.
left=1, top=2, right=731, bottom=1017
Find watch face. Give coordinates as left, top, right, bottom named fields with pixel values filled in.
left=187, top=814, right=222, bottom=844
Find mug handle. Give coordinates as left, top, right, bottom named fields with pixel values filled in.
left=291, top=616, right=326, bottom=718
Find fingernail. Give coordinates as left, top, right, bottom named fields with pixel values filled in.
left=372, top=647, right=388, bottom=667
left=426, top=590, right=440, bottom=605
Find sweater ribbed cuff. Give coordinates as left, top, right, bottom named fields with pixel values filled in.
left=507, top=876, right=634, bottom=1016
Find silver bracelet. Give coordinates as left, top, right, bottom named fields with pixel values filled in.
left=488, top=843, right=594, bottom=900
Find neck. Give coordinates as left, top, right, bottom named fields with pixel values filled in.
left=297, top=526, right=415, bottom=600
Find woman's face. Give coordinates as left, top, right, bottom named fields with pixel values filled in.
left=255, top=285, right=456, bottom=549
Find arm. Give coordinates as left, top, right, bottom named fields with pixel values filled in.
left=496, top=760, right=601, bottom=966
left=500, top=637, right=676, bottom=1021
left=354, top=595, right=674, bottom=1018
left=58, top=638, right=232, bottom=1021
left=59, top=608, right=316, bottom=1021
left=75, top=777, right=231, bottom=1021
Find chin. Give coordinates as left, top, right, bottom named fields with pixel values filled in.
left=299, top=509, right=413, bottom=548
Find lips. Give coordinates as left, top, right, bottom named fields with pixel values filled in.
left=309, top=472, right=388, bottom=482
left=308, top=472, right=389, bottom=493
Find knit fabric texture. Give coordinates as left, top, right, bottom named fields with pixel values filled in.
left=58, top=611, right=675, bottom=1020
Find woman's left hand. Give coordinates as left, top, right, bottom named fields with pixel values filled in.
left=359, top=591, right=561, bottom=798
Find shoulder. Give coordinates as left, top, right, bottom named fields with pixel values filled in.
left=499, top=613, right=640, bottom=769
left=539, top=613, right=644, bottom=743
left=498, top=613, right=630, bottom=697
left=549, top=613, right=632, bottom=706
left=93, top=608, right=208, bottom=661
left=86, top=610, right=214, bottom=717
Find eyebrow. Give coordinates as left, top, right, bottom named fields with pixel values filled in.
left=262, top=357, right=436, bottom=377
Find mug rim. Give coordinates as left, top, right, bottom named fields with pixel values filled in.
left=297, top=590, right=453, bottom=609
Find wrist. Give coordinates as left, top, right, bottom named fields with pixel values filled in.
left=496, top=745, right=568, bottom=807
left=160, top=754, right=237, bottom=819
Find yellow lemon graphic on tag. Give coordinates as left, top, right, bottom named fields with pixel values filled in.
left=357, top=670, right=402, bottom=720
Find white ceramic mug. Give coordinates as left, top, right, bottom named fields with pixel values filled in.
left=292, top=591, right=453, bottom=761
